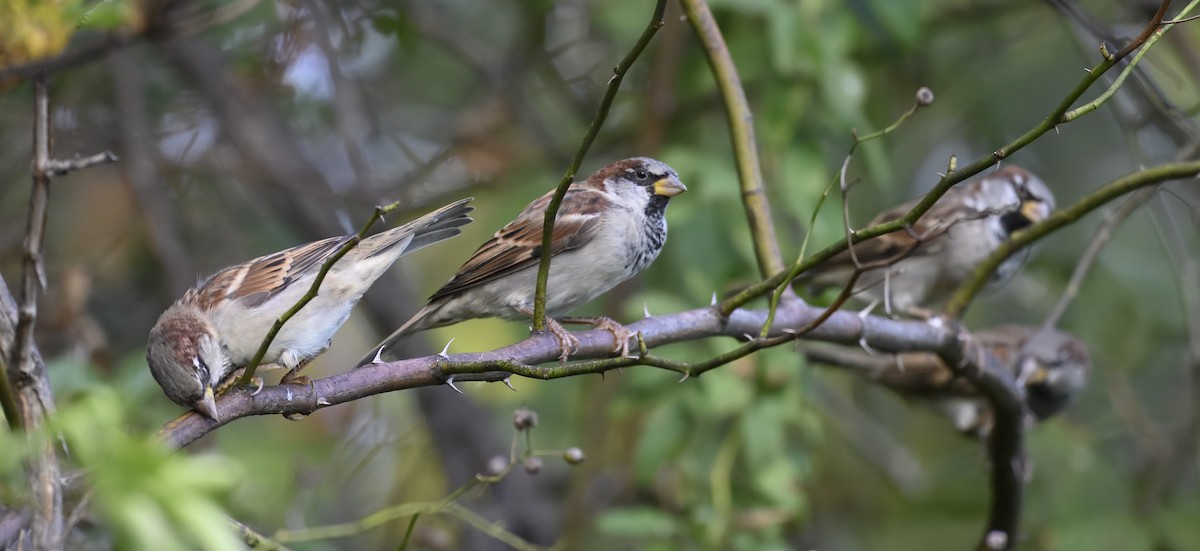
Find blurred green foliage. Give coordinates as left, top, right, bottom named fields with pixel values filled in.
left=0, top=0, right=1198, bottom=550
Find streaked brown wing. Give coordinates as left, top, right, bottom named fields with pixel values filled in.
left=872, top=353, right=970, bottom=396
left=429, top=186, right=605, bottom=301
left=803, top=186, right=972, bottom=280
left=188, top=235, right=352, bottom=309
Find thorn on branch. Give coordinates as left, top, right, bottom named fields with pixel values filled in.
left=43, top=151, right=119, bottom=176
left=445, top=376, right=463, bottom=394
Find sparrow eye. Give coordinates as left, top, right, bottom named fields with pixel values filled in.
left=635, top=169, right=649, bottom=180
left=193, top=356, right=209, bottom=377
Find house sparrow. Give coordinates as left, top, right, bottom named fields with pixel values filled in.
left=806, top=325, right=1091, bottom=438
left=147, top=198, right=475, bottom=419
left=367, top=157, right=686, bottom=364
left=801, top=166, right=1055, bottom=314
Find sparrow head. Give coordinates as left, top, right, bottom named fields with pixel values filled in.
left=977, top=166, right=1055, bottom=238
left=596, top=157, right=686, bottom=211
left=1016, top=328, right=1091, bottom=420
left=146, top=303, right=229, bottom=420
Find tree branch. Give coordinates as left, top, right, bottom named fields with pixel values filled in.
left=531, top=0, right=668, bottom=330
left=944, top=160, right=1200, bottom=317
left=1040, top=187, right=1157, bottom=329
left=719, top=1, right=1183, bottom=317
left=679, top=0, right=786, bottom=279
left=10, top=75, right=65, bottom=551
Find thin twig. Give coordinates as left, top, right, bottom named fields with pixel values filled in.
left=231, top=518, right=291, bottom=550
left=944, top=161, right=1200, bottom=317
left=759, top=90, right=931, bottom=338
left=531, top=0, right=668, bottom=330
left=680, top=0, right=786, bottom=279
left=720, top=3, right=1182, bottom=317
left=1040, top=187, right=1157, bottom=330
left=13, top=74, right=65, bottom=551
left=238, top=202, right=402, bottom=385
left=1063, top=0, right=1198, bottom=123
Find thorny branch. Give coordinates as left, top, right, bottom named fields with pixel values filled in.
left=531, top=0, right=669, bottom=330
left=719, top=0, right=1183, bottom=318
left=944, top=161, right=1200, bottom=317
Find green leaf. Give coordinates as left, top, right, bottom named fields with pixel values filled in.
left=595, top=506, right=678, bottom=538
left=632, top=401, right=688, bottom=485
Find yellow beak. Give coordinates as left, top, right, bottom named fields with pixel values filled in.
left=1020, top=199, right=1049, bottom=224
left=1025, top=366, right=1048, bottom=385
left=194, top=386, right=219, bottom=421
left=653, top=178, right=687, bottom=197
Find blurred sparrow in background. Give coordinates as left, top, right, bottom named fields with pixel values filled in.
left=147, top=198, right=474, bottom=420
left=367, top=157, right=686, bottom=364
left=806, top=324, right=1090, bottom=438
left=801, top=166, right=1055, bottom=315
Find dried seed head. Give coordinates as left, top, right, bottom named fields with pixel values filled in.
left=523, top=456, right=543, bottom=475
left=563, top=447, right=586, bottom=465
left=916, top=87, right=935, bottom=107
left=513, top=407, right=539, bottom=431
left=486, top=455, right=508, bottom=476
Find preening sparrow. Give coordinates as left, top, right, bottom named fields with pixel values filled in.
left=368, top=157, right=686, bottom=364
left=807, top=324, right=1090, bottom=437
left=802, top=166, right=1055, bottom=314
left=147, top=198, right=475, bottom=419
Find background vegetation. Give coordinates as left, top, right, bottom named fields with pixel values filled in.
left=1, top=0, right=1198, bottom=550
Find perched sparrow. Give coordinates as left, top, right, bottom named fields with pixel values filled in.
left=147, top=198, right=475, bottom=419
left=801, top=166, right=1055, bottom=314
left=368, top=157, right=686, bottom=364
left=806, top=325, right=1091, bottom=438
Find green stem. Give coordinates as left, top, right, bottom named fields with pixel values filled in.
left=719, top=7, right=1173, bottom=318
left=681, top=0, right=785, bottom=278
left=944, top=161, right=1200, bottom=317
left=530, top=0, right=668, bottom=330
left=238, top=202, right=401, bottom=385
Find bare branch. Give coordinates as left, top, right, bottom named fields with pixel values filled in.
left=159, top=297, right=956, bottom=448
left=11, top=75, right=64, bottom=551
left=680, top=0, right=786, bottom=279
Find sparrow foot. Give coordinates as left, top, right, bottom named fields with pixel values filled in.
left=561, top=316, right=635, bottom=358
left=217, top=364, right=280, bottom=396
left=280, top=370, right=315, bottom=394
left=541, top=317, right=580, bottom=364
left=904, top=306, right=937, bottom=320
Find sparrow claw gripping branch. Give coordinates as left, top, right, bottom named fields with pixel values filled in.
left=560, top=316, right=635, bottom=358
left=542, top=317, right=581, bottom=364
